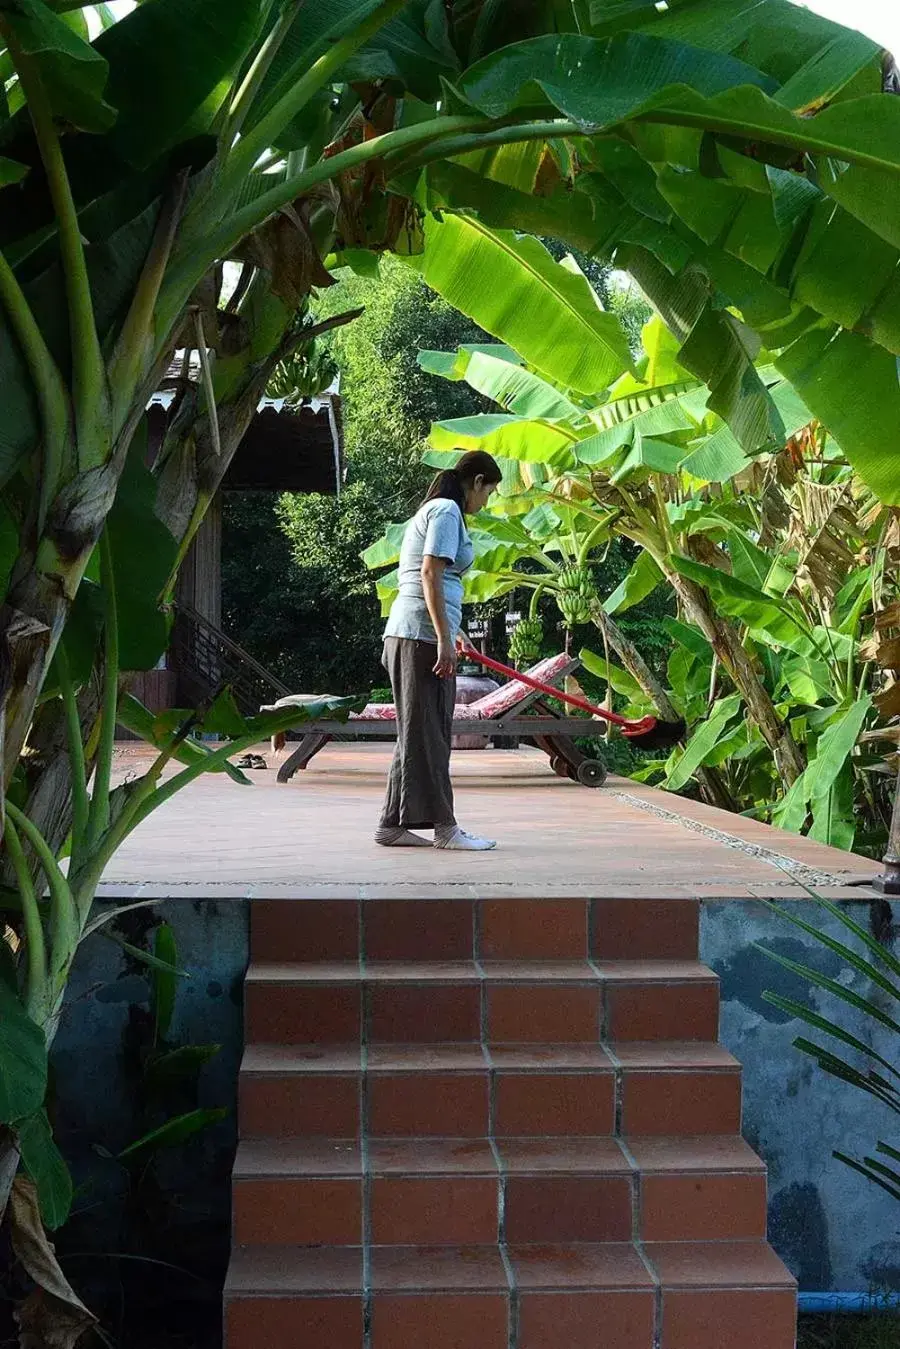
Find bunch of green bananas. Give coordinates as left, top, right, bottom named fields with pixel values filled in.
left=508, top=617, right=544, bottom=667
left=555, top=565, right=596, bottom=628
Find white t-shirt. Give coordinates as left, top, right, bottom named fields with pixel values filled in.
left=384, top=498, right=474, bottom=643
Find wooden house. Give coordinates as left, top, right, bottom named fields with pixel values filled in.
left=128, top=375, right=344, bottom=722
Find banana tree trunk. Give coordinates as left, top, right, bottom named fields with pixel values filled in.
left=667, top=571, right=806, bottom=789
left=0, top=1129, right=20, bottom=1225
left=0, top=683, right=103, bottom=900
left=1, top=607, right=53, bottom=795
left=589, top=602, right=738, bottom=812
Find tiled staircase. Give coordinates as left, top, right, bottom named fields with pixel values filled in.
left=225, top=895, right=797, bottom=1348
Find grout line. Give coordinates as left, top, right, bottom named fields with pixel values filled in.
left=476, top=955, right=489, bottom=1052
left=588, top=956, right=606, bottom=1042
left=634, top=1239, right=662, bottom=1349
left=498, top=1240, right=518, bottom=1349
left=618, top=1136, right=642, bottom=1243
left=360, top=916, right=372, bottom=1349
left=489, top=1136, right=506, bottom=1245
left=485, top=1039, right=497, bottom=1138
left=473, top=894, right=482, bottom=963
left=605, top=1041, right=624, bottom=1136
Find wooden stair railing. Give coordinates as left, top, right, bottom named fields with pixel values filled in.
left=171, top=603, right=292, bottom=717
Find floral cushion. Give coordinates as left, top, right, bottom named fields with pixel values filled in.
left=350, top=703, right=396, bottom=721
left=467, top=652, right=572, bottom=718
left=349, top=702, right=480, bottom=721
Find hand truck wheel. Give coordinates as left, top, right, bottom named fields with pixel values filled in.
left=576, top=758, right=607, bottom=788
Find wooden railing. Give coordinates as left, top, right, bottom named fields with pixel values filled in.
left=171, top=603, right=292, bottom=716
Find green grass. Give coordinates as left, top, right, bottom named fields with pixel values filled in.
left=797, top=1313, right=900, bottom=1349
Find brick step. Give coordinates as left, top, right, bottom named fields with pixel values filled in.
left=244, top=960, right=720, bottom=1044
left=224, top=1240, right=797, bottom=1349
left=232, top=1136, right=767, bottom=1247
left=251, top=896, right=700, bottom=963
left=238, top=1042, right=742, bottom=1139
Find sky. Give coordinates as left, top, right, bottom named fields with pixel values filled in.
left=792, top=0, right=900, bottom=52
left=99, top=0, right=899, bottom=54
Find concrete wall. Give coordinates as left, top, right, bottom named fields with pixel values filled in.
left=53, top=895, right=899, bottom=1296
left=702, top=899, right=900, bottom=1294
left=51, top=897, right=248, bottom=1312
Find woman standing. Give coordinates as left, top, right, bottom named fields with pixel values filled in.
left=375, top=450, right=503, bottom=850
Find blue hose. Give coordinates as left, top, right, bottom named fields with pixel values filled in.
left=799, top=1293, right=900, bottom=1314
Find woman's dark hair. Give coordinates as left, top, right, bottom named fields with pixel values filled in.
left=422, top=450, right=503, bottom=513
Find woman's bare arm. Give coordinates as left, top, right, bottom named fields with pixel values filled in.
left=421, top=555, right=456, bottom=677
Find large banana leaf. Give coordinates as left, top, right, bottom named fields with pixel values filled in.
left=679, top=426, right=751, bottom=483
left=590, top=0, right=880, bottom=93
left=457, top=31, right=774, bottom=124
left=669, top=555, right=817, bottom=657
left=609, top=432, right=686, bottom=483
left=3, top=0, right=113, bottom=131
left=95, top=0, right=263, bottom=168
left=18, top=1107, right=72, bottom=1229
left=773, top=696, right=872, bottom=834
left=666, top=693, right=743, bottom=791
left=421, top=159, right=612, bottom=257
left=419, top=347, right=582, bottom=421
left=406, top=214, right=633, bottom=395
left=462, top=569, right=520, bottom=604
left=417, top=344, right=522, bottom=382
left=0, top=977, right=47, bottom=1126
left=605, top=550, right=664, bottom=614
left=360, top=521, right=410, bottom=571
left=809, top=760, right=856, bottom=851
left=429, top=414, right=578, bottom=467
left=776, top=327, right=900, bottom=507
left=580, top=647, right=647, bottom=702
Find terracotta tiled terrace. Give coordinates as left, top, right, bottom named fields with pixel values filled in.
left=107, top=743, right=880, bottom=1349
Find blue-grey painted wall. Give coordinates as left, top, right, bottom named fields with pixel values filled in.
left=702, top=899, right=900, bottom=1294
left=51, top=898, right=249, bottom=1306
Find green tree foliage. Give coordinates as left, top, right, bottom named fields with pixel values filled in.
left=365, top=238, right=899, bottom=851
left=223, top=259, right=494, bottom=693
left=223, top=257, right=664, bottom=694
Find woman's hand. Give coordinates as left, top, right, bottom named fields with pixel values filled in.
left=433, top=638, right=457, bottom=678
left=456, top=633, right=478, bottom=658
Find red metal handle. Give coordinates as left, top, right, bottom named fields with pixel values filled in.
left=462, top=646, right=658, bottom=738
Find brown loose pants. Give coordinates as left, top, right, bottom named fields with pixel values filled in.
left=379, top=636, right=456, bottom=831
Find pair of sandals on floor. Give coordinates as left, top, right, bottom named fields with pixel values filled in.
left=235, top=753, right=267, bottom=771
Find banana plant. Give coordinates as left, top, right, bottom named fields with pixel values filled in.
left=5, top=0, right=900, bottom=1323
left=2, top=0, right=636, bottom=810
left=412, top=6, right=900, bottom=507
left=5, top=0, right=900, bottom=806
left=0, top=409, right=362, bottom=1330
left=1, top=620, right=357, bottom=1232
left=364, top=273, right=898, bottom=845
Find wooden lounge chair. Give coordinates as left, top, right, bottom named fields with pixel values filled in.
left=262, top=653, right=608, bottom=787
